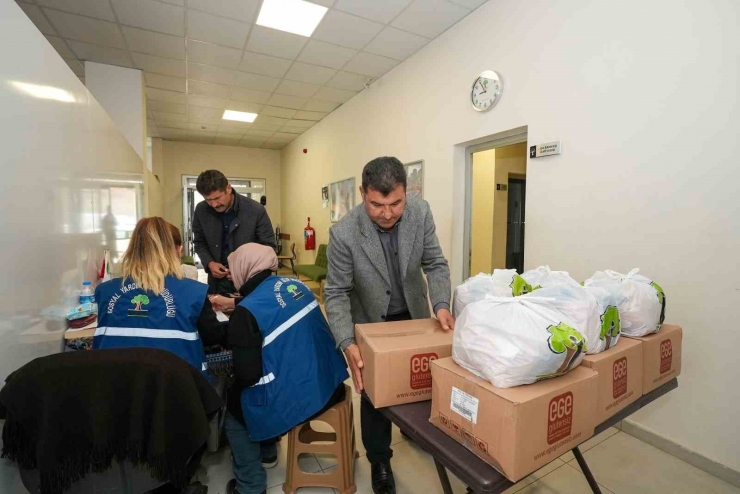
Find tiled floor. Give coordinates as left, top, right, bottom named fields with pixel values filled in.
left=195, top=390, right=740, bottom=494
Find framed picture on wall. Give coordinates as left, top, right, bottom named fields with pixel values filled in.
left=330, top=177, right=355, bottom=223
left=404, top=160, right=424, bottom=199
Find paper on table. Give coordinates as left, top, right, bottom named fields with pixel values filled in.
left=215, top=311, right=229, bottom=322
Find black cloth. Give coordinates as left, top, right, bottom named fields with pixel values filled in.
left=198, top=296, right=228, bottom=347
left=221, top=208, right=238, bottom=268
left=361, top=310, right=411, bottom=464
left=0, top=348, right=222, bottom=494
left=375, top=221, right=408, bottom=316
left=192, top=190, right=276, bottom=294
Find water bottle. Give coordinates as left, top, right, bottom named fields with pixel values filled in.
left=79, top=281, right=94, bottom=304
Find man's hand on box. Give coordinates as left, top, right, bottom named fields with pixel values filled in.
left=436, top=308, right=455, bottom=331
left=344, top=344, right=365, bottom=393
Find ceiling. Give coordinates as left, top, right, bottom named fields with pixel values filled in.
left=16, top=0, right=486, bottom=149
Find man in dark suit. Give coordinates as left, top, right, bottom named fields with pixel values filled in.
left=325, top=157, right=455, bottom=494
left=192, top=170, right=275, bottom=295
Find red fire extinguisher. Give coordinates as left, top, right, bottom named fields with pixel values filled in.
left=304, top=217, right=316, bottom=251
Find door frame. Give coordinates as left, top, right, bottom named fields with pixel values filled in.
left=463, top=129, right=528, bottom=280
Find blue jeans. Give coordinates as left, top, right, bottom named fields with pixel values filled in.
left=224, top=412, right=270, bottom=494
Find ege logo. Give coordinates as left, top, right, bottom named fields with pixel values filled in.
left=547, top=392, right=573, bottom=445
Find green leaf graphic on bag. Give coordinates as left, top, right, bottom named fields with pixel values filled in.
left=546, top=322, right=586, bottom=374
left=599, top=305, right=621, bottom=349
left=650, top=281, right=666, bottom=327
left=510, top=275, right=533, bottom=296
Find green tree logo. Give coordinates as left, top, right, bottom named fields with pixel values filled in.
left=600, top=306, right=621, bottom=349
left=546, top=322, right=587, bottom=374
left=131, top=294, right=150, bottom=312
left=510, top=275, right=534, bottom=296
left=286, top=284, right=304, bottom=300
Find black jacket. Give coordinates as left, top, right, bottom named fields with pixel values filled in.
left=192, top=191, right=275, bottom=289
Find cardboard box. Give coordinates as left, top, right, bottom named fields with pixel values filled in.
left=430, top=357, right=598, bottom=481
left=580, top=338, right=643, bottom=424
left=628, top=324, right=682, bottom=394
left=355, top=318, right=453, bottom=408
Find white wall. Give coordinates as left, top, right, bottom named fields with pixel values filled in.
left=0, top=2, right=143, bottom=488
left=85, top=61, right=146, bottom=161
left=281, top=0, right=740, bottom=474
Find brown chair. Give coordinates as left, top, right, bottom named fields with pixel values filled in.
left=277, top=242, right=297, bottom=275
left=283, top=384, right=357, bottom=494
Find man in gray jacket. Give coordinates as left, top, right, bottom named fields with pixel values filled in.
left=325, top=157, right=454, bottom=494
left=192, top=170, right=275, bottom=294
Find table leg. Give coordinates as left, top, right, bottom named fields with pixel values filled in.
left=572, top=446, right=602, bottom=494
left=434, top=459, right=455, bottom=494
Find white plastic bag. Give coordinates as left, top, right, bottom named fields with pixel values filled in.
left=452, top=273, right=512, bottom=318
left=521, top=265, right=581, bottom=290
left=453, top=269, right=533, bottom=317
left=453, top=296, right=587, bottom=388
left=524, top=284, right=621, bottom=354
left=584, top=269, right=665, bottom=337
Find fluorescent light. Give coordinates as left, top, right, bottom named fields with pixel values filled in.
left=11, top=81, right=75, bottom=102
left=256, top=0, right=328, bottom=37
left=223, top=110, right=258, bottom=123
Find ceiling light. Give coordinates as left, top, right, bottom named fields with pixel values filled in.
left=256, top=0, right=328, bottom=37
left=11, top=81, right=75, bottom=102
left=223, top=110, right=258, bottom=123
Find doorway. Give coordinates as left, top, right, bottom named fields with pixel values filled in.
left=465, top=137, right=528, bottom=279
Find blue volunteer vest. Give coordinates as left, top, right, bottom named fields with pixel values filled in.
left=239, top=276, right=348, bottom=441
left=93, top=276, right=209, bottom=375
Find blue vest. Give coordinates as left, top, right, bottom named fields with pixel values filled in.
left=94, top=276, right=209, bottom=375
left=239, top=277, right=349, bottom=441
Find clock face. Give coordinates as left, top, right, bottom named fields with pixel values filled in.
left=471, top=70, right=503, bottom=112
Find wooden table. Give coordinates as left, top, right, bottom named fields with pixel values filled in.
left=376, top=379, right=679, bottom=494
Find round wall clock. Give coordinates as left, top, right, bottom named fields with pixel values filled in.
left=471, top=70, right=503, bottom=112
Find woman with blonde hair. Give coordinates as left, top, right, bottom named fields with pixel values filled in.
left=93, top=217, right=225, bottom=375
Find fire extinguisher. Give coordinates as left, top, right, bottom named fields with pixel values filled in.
left=304, top=217, right=316, bottom=251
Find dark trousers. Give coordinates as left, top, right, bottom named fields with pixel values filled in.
left=361, top=310, right=411, bottom=464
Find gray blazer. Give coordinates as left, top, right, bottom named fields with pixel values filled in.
left=325, top=197, right=451, bottom=349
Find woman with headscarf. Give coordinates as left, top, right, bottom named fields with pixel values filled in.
left=221, top=243, right=348, bottom=494
left=94, top=217, right=224, bottom=376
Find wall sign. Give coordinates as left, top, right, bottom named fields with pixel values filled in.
left=529, top=141, right=561, bottom=159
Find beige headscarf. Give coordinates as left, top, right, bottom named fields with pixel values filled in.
left=227, top=243, right=279, bottom=290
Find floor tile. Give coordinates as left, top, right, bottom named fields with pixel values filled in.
left=501, top=459, right=567, bottom=494
left=517, top=463, right=615, bottom=494
left=568, top=432, right=740, bottom=494
left=560, top=427, right=620, bottom=462
left=326, top=440, right=469, bottom=494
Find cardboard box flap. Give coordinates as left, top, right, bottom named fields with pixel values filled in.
left=580, top=337, right=642, bottom=367
left=356, top=319, right=451, bottom=352
left=442, top=358, right=597, bottom=403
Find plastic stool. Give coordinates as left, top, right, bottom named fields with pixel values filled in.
left=283, top=384, right=357, bottom=494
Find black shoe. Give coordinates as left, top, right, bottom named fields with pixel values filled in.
left=371, top=460, right=396, bottom=494
left=226, top=479, right=265, bottom=494
left=225, top=479, right=236, bottom=494
left=261, top=454, right=278, bottom=469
